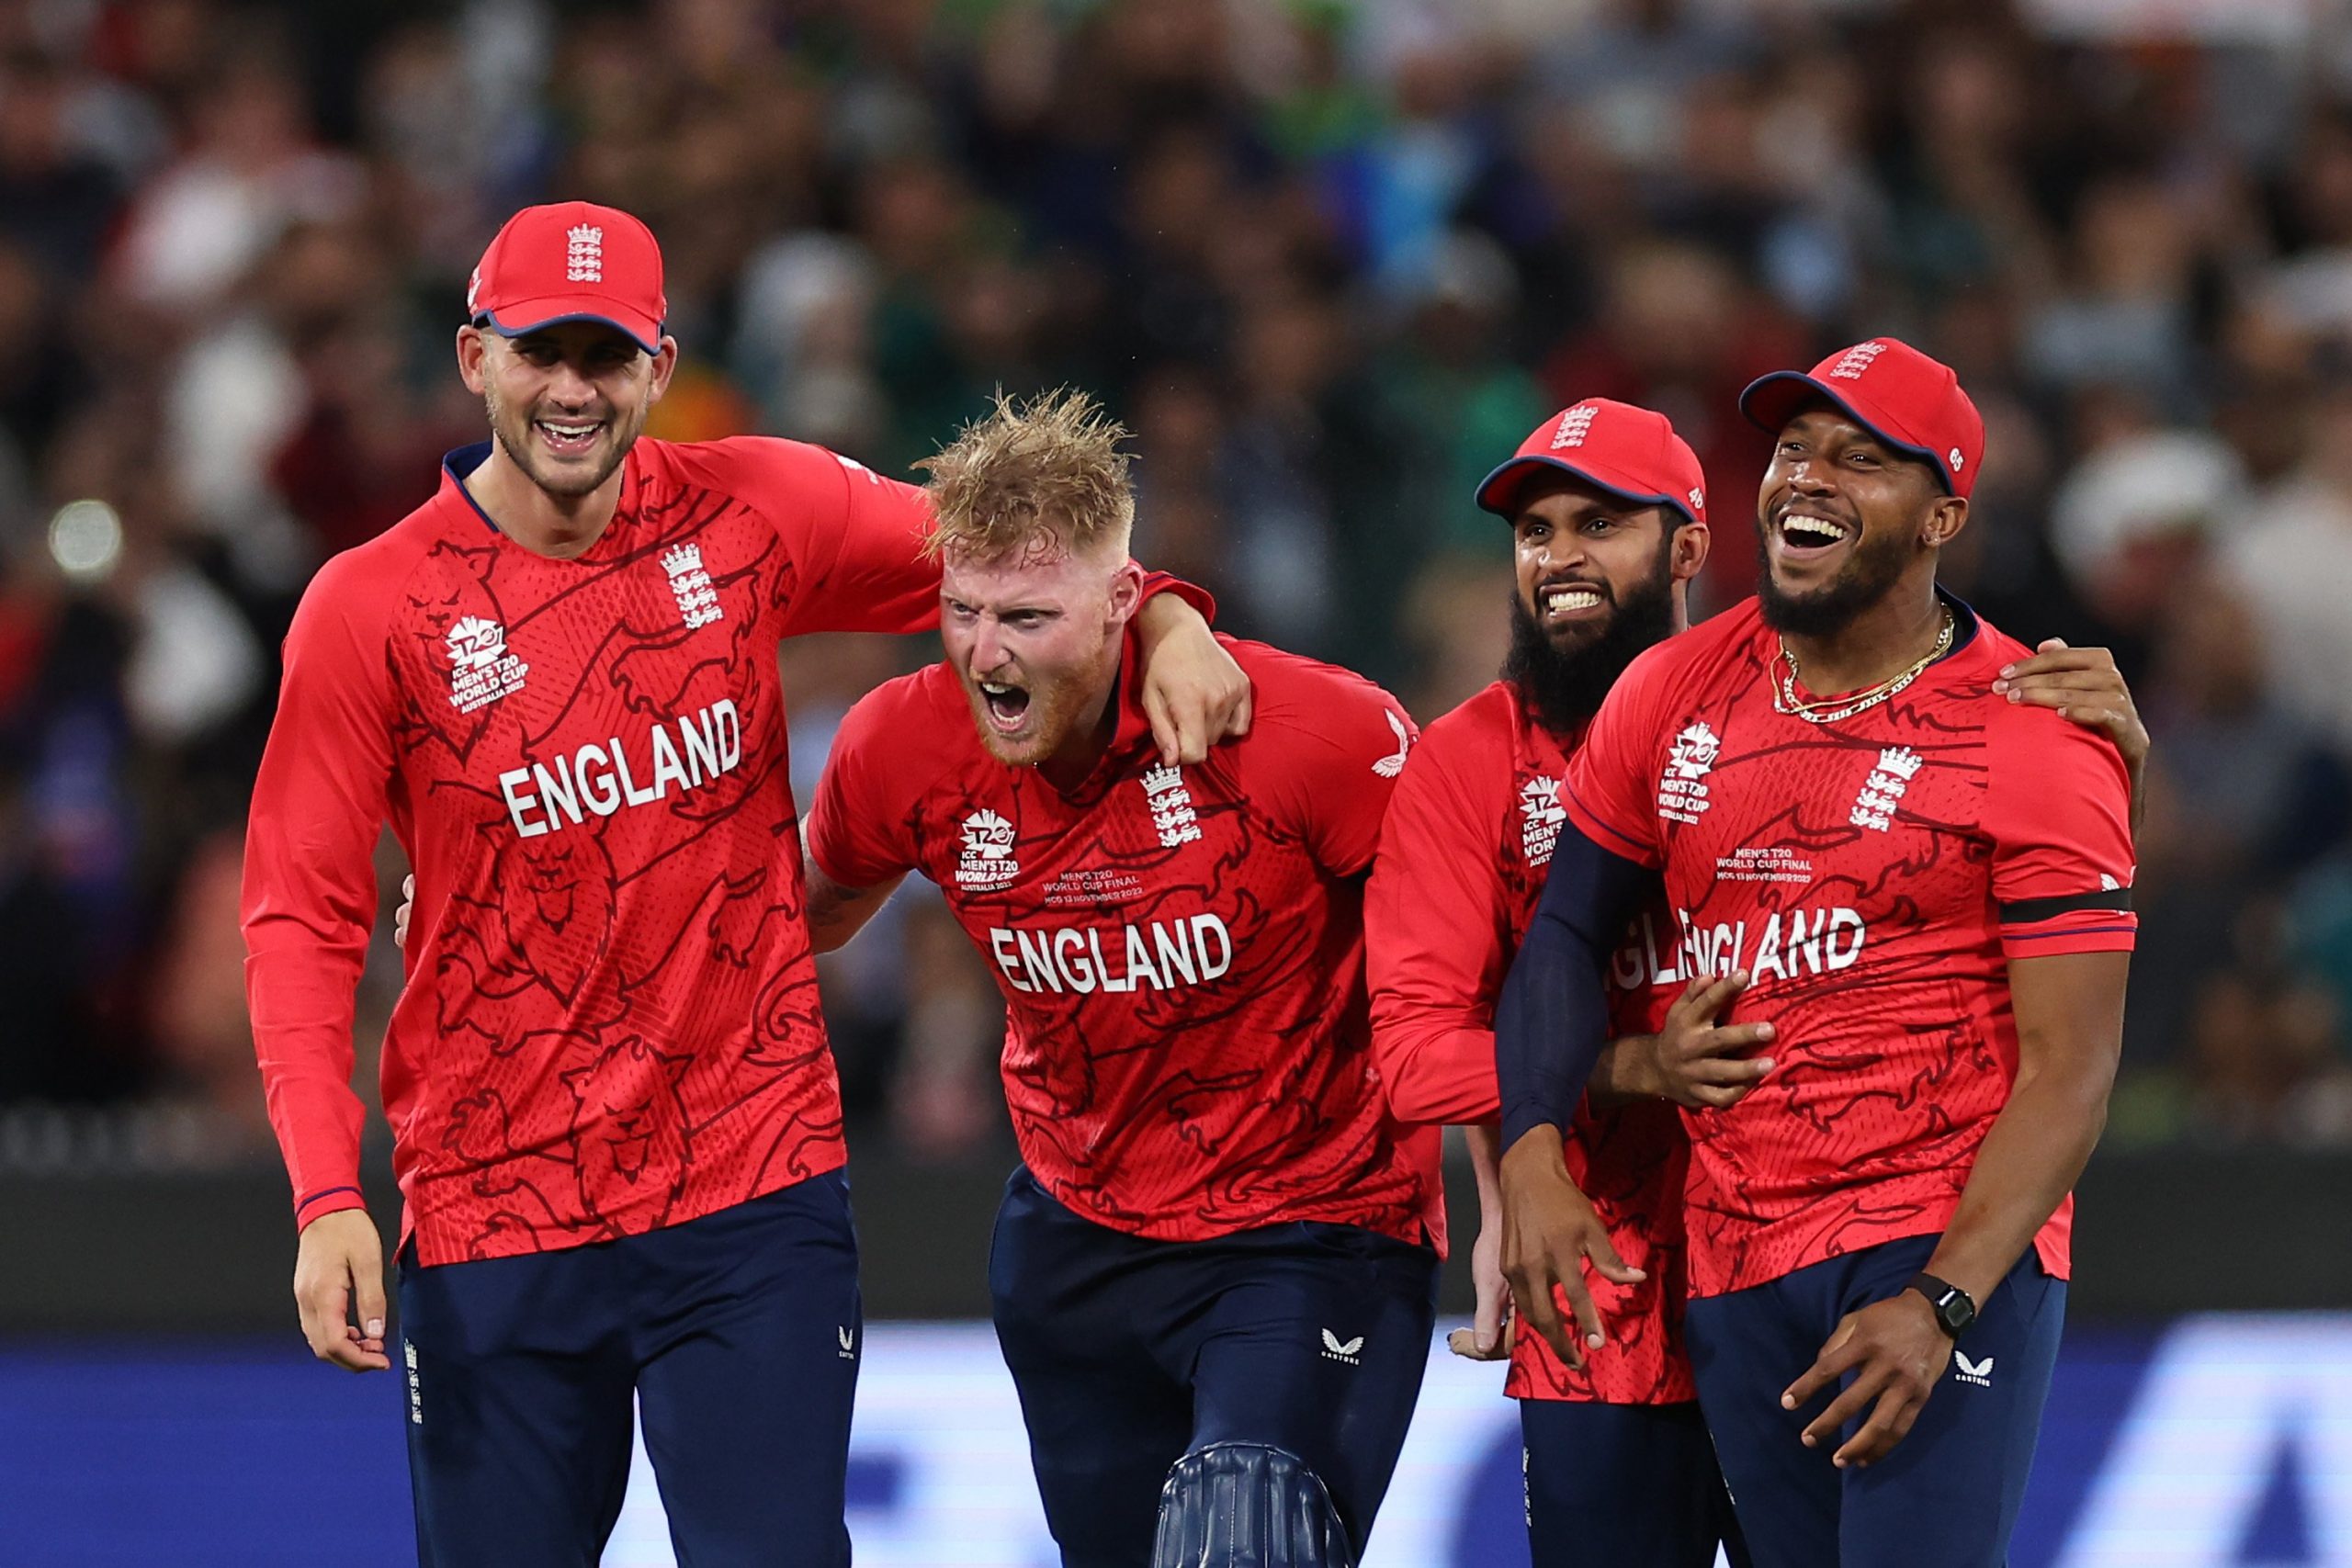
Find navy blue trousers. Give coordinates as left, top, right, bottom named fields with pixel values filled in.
left=989, top=1167, right=1440, bottom=1568
left=1521, top=1397, right=1748, bottom=1568
left=397, top=1171, right=863, bottom=1568
left=1684, top=1234, right=2066, bottom=1568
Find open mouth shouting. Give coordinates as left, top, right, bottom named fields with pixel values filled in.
left=977, top=677, right=1033, bottom=736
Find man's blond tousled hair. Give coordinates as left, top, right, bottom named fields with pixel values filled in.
left=918, top=388, right=1136, bottom=564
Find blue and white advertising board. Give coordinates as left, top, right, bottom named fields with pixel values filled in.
left=4, top=1316, right=2346, bottom=1565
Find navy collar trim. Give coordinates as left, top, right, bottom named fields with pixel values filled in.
left=442, top=443, right=502, bottom=535
left=1935, top=585, right=1981, bottom=662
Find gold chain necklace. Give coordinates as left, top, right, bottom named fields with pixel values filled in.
left=1771, top=606, right=1954, bottom=725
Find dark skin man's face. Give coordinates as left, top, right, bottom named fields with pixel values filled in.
left=1754, top=408, right=1951, bottom=638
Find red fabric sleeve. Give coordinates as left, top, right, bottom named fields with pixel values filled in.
left=1135, top=570, right=1216, bottom=622
left=240, top=554, right=398, bottom=1228
left=1365, top=727, right=1512, bottom=1125
left=805, top=679, right=930, bottom=891
left=1987, top=704, right=2138, bottom=958
left=1230, top=651, right=1415, bottom=878
left=1559, top=642, right=1675, bottom=869
left=706, top=436, right=943, bottom=637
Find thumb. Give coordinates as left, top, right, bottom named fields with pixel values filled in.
left=1583, top=1225, right=1646, bottom=1287
left=353, top=1236, right=388, bottom=1348
left=1474, top=1279, right=1505, bottom=1354
left=2037, top=637, right=2069, bottom=652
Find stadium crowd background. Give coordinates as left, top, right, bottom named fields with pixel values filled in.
left=1, top=0, right=2348, bottom=1178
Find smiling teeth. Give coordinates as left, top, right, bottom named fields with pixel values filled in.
left=540, top=422, right=596, bottom=439
left=1783, top=515, right=1844, bottom=541
left=1544, top=588, right=1601, bottom=612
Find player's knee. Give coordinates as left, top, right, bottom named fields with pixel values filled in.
left=1150, top=1442, right=1355, bottom=1568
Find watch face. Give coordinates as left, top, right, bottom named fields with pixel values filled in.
left=1940, top=1292, right=1975, bottom=1334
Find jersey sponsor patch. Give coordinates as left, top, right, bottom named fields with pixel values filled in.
left=956, top=809, right=1019, bottom=889
left=446, top=615, right=528, bottom=713
left=1657, top=722, right=1718, bottom=824
left=1519, top=774, right=1566, bottom=866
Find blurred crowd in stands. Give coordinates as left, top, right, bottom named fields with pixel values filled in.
left=1, top=0, right=2348, bottom=1167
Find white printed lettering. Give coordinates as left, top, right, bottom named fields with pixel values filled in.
left=990, top=929, right=1031, bottom=993
left=1193, top=914, right=1232, bottom=980
left=1054, top=928, right=1095, bottom=992
left=499, top=767, right=546, bottom=838
left=647, top=725, right=688, bottom=798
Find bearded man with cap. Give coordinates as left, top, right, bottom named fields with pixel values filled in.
left=239, top=202, right=1244, bottom=1568
left=1490, top=340, right=2141, bottom=1567
left=1366, top=399, right=1752, bottom=1566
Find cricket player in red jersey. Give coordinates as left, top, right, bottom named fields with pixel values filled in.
left=241, top=202, right=1242, bottom=1568
left=1494, top=339, right=2136, bottom=1568
left=800, top=390, right=1441, bottom=1568
left=1369, top=400, right=1757, bottom=1567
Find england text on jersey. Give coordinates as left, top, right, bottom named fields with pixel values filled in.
left=808, top=636, right=1442, bottom=1248
left=244, top=436, right=943, bottom=1264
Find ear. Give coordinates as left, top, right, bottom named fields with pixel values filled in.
left=457, top=324, right=490, bottom=394
left=645, top=336, right=681, bottom=405
left=1105, top=557, right=1145, bottom=626
left=1671, top=520, right=1711, bottom=582
left=1922, top=494, right=1970, bottom=551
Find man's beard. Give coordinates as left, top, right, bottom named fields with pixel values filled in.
left=485, top=383, right=635, bottom=499
left=1504, top=551, right=1678, bottom=732
left=1755, top=519, right=1916, bottom=639
left=961, top=653, right=1118, bottom=769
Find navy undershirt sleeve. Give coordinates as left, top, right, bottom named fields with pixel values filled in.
left=1496, top=818, right=1654, bottom=1149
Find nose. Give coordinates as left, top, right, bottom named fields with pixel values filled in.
left=968, top=617, right=1010, bottom=675
left=1787, top=452, right=1837, bottom=499
left=542, top=358, right=596, bottom=410
left=1537, top=533, right=1589, bottom=575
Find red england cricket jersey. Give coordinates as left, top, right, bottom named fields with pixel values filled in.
left=1562, top=596, right=2136, bottom=1297
left=1368, top=680, right=1691, bottom=1404
left=806, top=637, right=1442, bottom=1249
left=243, top=436, right=1203, bottom=1266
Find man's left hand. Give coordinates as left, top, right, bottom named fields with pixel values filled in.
left=1781, top=1290, right=1953, bottom=1469
left=1133, top=598, right=1252, bottom=764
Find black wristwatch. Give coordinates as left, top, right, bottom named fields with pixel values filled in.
left=1907, top=1272, right=1977, bottom=1338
